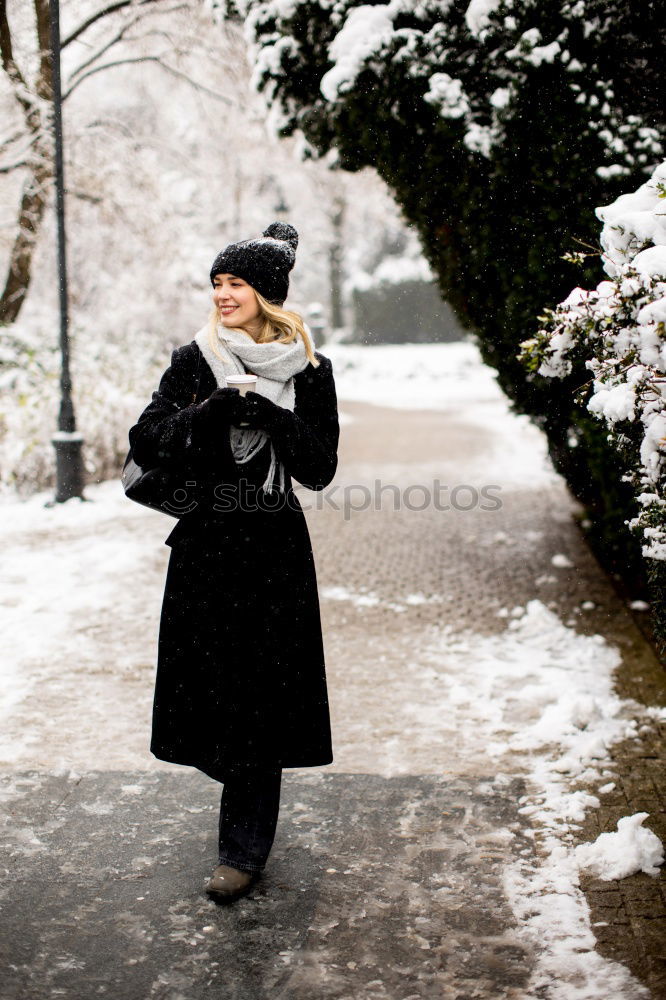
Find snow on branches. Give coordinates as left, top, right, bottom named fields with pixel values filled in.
left=215, top=0, right=663, bottom=176
left=520, top=161, right=666, bottom=561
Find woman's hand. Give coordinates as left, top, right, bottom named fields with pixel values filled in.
left=198, top=387, right=247, bottom=427
left=242, top=391, right=288, bottom=432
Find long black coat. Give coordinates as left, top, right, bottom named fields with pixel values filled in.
left=128, top=340, right=339, bottom=780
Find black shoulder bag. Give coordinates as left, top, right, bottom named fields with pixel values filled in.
left=121, top=349, right=202, bottom=517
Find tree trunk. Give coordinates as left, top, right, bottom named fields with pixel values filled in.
left=0, top=0, right=52, bottom=326
left=0, top=160, right=50, bottom=326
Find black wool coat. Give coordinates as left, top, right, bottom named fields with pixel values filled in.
left=128, top=340, right=339, bottom=779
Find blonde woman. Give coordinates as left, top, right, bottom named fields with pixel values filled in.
left=128, top=222, right=339, bottom=903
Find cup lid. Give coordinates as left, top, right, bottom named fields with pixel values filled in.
left=226, top=374, right=257, bottom=382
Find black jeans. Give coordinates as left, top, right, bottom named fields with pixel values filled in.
left=217, top=763, right=282, bottom=874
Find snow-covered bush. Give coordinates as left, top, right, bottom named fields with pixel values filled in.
left=520, top=162, right=666, bottom=624
left=0, top=305, right=162, bottom=495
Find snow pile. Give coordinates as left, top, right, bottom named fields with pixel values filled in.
left=520, top=160, right=666, bottom=560
left=320, top=584, right=443, bottom=614
left=321, top=584, right=381, bottom=608
left=409, top=598, right=660, bottom=999
left=418, top=600, right=636, bottom=836
left=422, top=67, right=501, bottom=158
left=505, top=848, right=650, bottom=1000
left=506, top=28, right=561, bottom=67
left=597, top=164, right=666, bottom=277
left=574, top=813, right=664, bottom=880
left=0, top=481, right=162, bottom=769
left=326, top=341, right=502, bottom=409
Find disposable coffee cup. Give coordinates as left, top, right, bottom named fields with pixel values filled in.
left=226, top=374, right=257, bottom=427
left=226, top=374, right=257, bottom=396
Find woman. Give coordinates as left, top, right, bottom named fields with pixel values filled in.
left=128, top=222, right=339, bottom=903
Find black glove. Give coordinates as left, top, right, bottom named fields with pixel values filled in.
left=197, top=387, right=247, bottom=427
left=242, top=390, right=289, bottom=432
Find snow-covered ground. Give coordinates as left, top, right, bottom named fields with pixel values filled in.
left=326, top=340, right=562, bottom=487
left=2, top=339, right=663, bottom=999
left=326, top=340, right=501, bottom=410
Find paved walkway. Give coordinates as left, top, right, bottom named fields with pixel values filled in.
left=1, top=770, right=535, bottom=1000
left=1, top=398, right=664, bottom=998
left=320, top=401, right=666, bottom=997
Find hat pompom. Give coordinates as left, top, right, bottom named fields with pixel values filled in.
left=263, top=221, right=299, bottom=252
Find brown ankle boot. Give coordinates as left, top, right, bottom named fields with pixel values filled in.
left=205, top=864, right=259, bottom=902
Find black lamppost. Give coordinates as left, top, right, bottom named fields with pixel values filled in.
left=49, top=0, right=85, bottom=504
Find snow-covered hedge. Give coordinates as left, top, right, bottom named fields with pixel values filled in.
left=216, top=0, right=663, bottom=182
left=520, top=161, right=666, bottom=564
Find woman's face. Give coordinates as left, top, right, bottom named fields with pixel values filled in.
left=212, top=273, right=261, bottom=330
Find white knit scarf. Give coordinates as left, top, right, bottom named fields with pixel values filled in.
left=194, top=324, right=310, bottom=493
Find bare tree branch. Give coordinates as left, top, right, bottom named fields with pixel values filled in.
left=0, top=127, right=28, bottom=148
left=0, top=158, right=27, bottom=174
left=68, top=6, right=186, bottom=81
left=68, top=12, right=145, bottom=80
left=61, top=0, right=170, bottom=49
left=0, top=130, right=46, bottom=172
left=81, top=118, right=135, bottom=139
left=63, top=54, right=233, bottom=105
left=67, top=189, right=103, bottom=204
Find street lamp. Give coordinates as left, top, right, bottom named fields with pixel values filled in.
left=48, top=0, right=85, bottom=504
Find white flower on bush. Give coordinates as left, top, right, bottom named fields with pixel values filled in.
left=520, top=159, right=666, bottom=561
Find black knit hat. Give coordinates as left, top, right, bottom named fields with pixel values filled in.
left=209, top=221, right=299, bottom=306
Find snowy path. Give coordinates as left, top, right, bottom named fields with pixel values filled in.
left=1, top=341, right=662, bottom=999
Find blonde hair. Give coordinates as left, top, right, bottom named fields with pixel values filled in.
left=207, top=287, right=319, bottom=367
